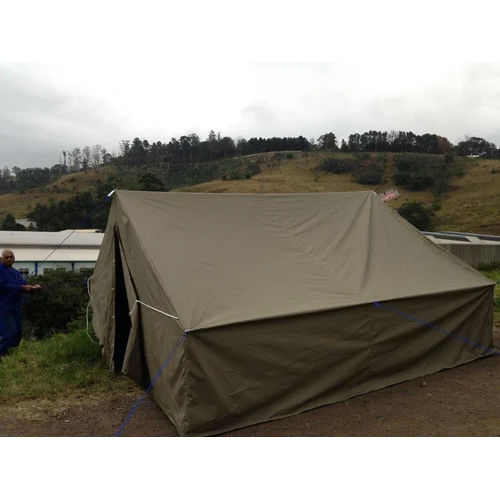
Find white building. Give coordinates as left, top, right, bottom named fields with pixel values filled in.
left=0, top=230, right=103, bottom=278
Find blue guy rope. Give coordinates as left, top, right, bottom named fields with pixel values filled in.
left=373, top=301, right=499, bottom=357
left=114, top=330, right=189, bottom=437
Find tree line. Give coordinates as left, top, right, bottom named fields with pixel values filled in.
left=4, top=130, right=498, bottom=189
left=24, top=130, right=489, bottom=175
left=113, top=130, right=500, bottom=166
left=0, top=145, right=113, bottom=195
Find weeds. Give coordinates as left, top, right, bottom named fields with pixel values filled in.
left=0, top=329, right=133, bottom=401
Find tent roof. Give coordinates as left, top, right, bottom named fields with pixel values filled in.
left=114, top=190, right=492, bottom=331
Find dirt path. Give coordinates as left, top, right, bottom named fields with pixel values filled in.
left=1, top=329, right=499, bottom=437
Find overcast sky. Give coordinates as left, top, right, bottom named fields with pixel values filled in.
left=2, top=1, right=500, bottom=168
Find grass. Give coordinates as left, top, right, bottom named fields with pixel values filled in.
left=433, top=159, right=500, bottom=234
left=0, top=329, right=134, bottom=402
left=481, top=267, right=500, bottom=326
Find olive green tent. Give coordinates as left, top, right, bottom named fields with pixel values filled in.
left=91, top=190, right=495, bottom=436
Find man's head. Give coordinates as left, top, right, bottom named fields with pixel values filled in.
left=1, top=249, right=15, bottom=268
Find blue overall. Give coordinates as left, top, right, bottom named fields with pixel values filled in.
left=0, top=263, right=26, bottom=356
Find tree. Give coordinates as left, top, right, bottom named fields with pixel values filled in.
left=139, top=173, right=165, bottom=191
left=82, top=146, right=91, bottom=171
left=128, top=137, right=148, bottom=165
left=91, top=145, right=103, bottom=168
left=68, top=148, right=82, bottom=172
left=119, top=140, right=131, bottom=156
left=397, top=202, right=433, bottom=231
left=1, top=213, right=25, bottom=231
left=219, top=136, right=236, bottom=158
left=317, top=132, right=338, bottom=151
left=236, top=138, right=249, bottom=156
left=455, top=136, right=496, bottom=157
left=348, top=133, right=362, bottom=152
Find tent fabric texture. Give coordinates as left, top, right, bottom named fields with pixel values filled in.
left=91, top=190, right=495, bottom=436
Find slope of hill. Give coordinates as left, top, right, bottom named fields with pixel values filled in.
left=0, top=167, right=118, bottom=219
left=180, top=152, right=500, bottom=234
left=0, top=152, right=498, bottom=234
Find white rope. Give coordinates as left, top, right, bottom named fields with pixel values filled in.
left=129, top=300, right=179, bottom=320
left=85, top=275, right=99, bottom=343
left=87, top=274, right=94, bottom=299
left=85, top=276, right=179, bottom=343
left=86, top=299, right=98, bottom=344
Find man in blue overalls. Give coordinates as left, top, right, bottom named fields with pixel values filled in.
left=0, top=249, right=41, bottom=359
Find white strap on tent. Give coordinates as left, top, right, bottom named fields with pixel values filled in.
left=129, top=300, right=179, bottom=320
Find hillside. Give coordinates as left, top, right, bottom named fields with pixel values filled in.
left=0, top=152, right=498, bottom=234
left=180, top=152, right=500, bottom=234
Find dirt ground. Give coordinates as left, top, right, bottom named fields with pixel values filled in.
left=1, top=328, right=499, bottom=437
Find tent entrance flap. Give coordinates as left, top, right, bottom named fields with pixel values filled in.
left=113, top=229, right=131, bottom=373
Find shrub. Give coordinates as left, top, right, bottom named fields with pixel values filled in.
left=393, top=153, right=462, bottom=193
left=318, top=157, right=354, bottom=173
left=430, top=200, right=441, bottom=211
left=24, top=268, right=94, bottom=339
left=475, top=262, right=500, bottom=272
left=139, top=173, right=165, bottom=191
left=353, top=152, right=371, bottom=161
left=246, top=164, right=261, bottom=178
left=397, top=202, right=434, bottom=231
left=352, top=168, right=384, bottom=185
left=285, top=153, right=294, bottom=159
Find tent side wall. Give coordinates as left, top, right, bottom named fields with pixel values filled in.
left=182, top=285, right=493, bottom=436
left=91, top=196, right=190, bottom=433
left=91, top=200, right=118, bottom=369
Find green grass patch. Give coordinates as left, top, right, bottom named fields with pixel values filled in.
left=0, top=329, right=133, bottom=401
left=480, top=267, right=500, bottom=326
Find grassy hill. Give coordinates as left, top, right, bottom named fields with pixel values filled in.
left=0, top=168, right=117, bottom=219
left=0, top=152, right=498, bottom=234
left=180, top=152, right=500, bottom=234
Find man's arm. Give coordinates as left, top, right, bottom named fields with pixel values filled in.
left=13, top=269, right=40, bottom=292
left=0, top=272, right=24, bottom=294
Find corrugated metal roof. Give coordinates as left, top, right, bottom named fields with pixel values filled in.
left=12, top=247, right=100, bottom=262
left=0, top=230, right=103, bottom=247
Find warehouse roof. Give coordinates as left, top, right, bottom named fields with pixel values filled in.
left=12, top=247, right=100, bottom=262
left=0, top=230, right=103, bottom=248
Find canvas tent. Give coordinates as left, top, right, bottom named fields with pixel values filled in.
left=91, top=190, right=495, bottom=436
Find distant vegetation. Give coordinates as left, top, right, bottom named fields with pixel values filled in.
left=1, top=213, right=26, bottom=230
left=2, top=127, right=499, bottom=233
left=392, top=153, right=463, bottom=194
left=27, top=181, right=112, bottom=231
left=24, top=268, right=93, bottom=339
left=397, top=202, right=434, bottom=231
left=318, top=153, right=386, bottom=185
